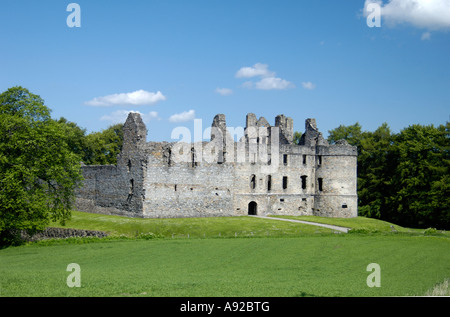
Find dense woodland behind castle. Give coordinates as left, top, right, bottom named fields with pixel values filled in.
left=1, top=87, right=449, bottom=244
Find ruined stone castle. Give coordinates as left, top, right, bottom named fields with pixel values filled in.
left=75, top=112, right=358, bottom=218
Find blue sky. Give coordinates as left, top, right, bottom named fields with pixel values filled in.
left=1, top=0, right=449, bottom=141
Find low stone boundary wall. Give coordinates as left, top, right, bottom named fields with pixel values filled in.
left=21, top=227, right=108, bottom=241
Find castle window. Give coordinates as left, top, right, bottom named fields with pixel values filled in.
left=303, top=155, right=307, bottom=165
left=283, top=154, right=288, bottom=166
left=282, top=176, right=288, bottom=190
left=302, top=198, right=307, bottom=202
left=127, top=159, right=132, bottom=172
left=280, top=198, right=284, bottom=202
left=174, top=184, right=177, bottom=191
left=191, top=148, right=197, bottom=167
left=250, top=174, right=256, bottom=189
left=342, top=204, right=348, bottom=208
left=129, top=179, right=134, bottom=193
left=318, top=155, right=322, bottom=166
left=318, top=178, right=323, bottom=192
left=301, top=175, right=307, bottom=190
left=267, top=175, right=272, bottom=191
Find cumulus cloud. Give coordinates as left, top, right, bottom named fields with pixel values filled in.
left=301, top=81, right=316, bottom=90
left=363, top=0, right=450, bottom=30
left=235, top=63, right=275, bottom=78
left=100, top=110, right=159, bottom=124
left=169, top=109, right=196, bottom=123
left=255, top=77, right=295, bottom=90
left=85, top=89, right=166, bottom=107
left=236, top=63, right=294, bottom=90
left=215, top=87, right=233, bottom=96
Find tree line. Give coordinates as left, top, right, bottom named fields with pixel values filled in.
left=326, top=121, right=449, bottom=230
left=1, top=86, right=448, bottom=246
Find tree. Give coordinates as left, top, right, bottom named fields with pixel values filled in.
left=328, top=121, right=449, bottom=230
left=388, top=123, right=449, bottom=229
left=293, top=131, right=302, bottom=145
left=83, top=123, right=123, bottom=165
left=0, top=87, right=83, bottom=245
left=327, top=122, right=363, bottom=149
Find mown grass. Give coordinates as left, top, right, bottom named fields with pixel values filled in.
left=48, top=211, right=339, bottom=239
left=0, top=211, right=448, bottom=297
left=1, top=235, right=449, bottom=297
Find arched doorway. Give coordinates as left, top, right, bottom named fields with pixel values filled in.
left=248, top=201, right=257, bottom=215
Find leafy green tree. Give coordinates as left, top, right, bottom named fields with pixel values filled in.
left=327, top=122, right=363, bottom=149
left=328, top=121, right=449, bottom=229
left=83, top=123, right=123, bottom=165
left=293, top=131, right=302, bottom=145
left=55, top=117, right=88, bottom=159
left=0, top=87, right=83, bottom=245
left=388, top=123, right=449, bottom=229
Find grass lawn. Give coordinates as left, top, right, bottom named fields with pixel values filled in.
left=0, top=212, right=449, bottom=297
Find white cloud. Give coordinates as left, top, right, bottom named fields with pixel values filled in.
left=100, top=110, right=159, bottom=124
left=364, top=0, right=450, bottom=30
left=254, top=77, right=295, bottom=90
left=301, top=81, right=316, bottom=90
left=236, top=63, right=294, bottom=90
left=85, top=89, right=166, bottom=107
left=169, top=109, right=195, bottom=123
left=215, top=87, right=233, bottom=96
left=235, top=63, right=275, bottom=78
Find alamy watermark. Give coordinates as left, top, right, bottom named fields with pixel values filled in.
left=66, top=3, right=81, bottom=28
left=366, top=2, right=381, bottom=28
left=366, top=263, right=381, bottom=288
left=66, top=263, right=81, bottom=287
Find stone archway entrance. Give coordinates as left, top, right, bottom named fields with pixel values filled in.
left=248, top=201, right=257, bottom=215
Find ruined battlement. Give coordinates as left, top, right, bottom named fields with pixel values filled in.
left=75, top=112, right=358, bottom=218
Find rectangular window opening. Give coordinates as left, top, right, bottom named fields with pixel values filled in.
left=318, top=178, right=323, bottom=192
left=282, top=176, right=288, bottom=190
left=301, top=175, right=307, bottom=190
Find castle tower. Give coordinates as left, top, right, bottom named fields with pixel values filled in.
left=275, top=114, right=294, bottom=144
left=122, top=112, right=147, bottom=152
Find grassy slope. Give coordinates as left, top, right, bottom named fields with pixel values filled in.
left=1, top=211, right=449, bottom=297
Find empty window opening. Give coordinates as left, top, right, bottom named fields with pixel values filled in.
left=127, top=160, right=132, bottom=172
left=129, top=179, right=134, bottom=194
left=282, top=176, right=288, bottom=190
left=283, top=154, right=288, bottom=165
left=191, top=149, right=197, bottom=167
left=318, top=178, right=323, bottom=192
left=280, top=198, right=285, bottom=202
left=167, top=149, right=172, bottom=166
left=301, top=175, right=307, bottom=190
left=267, top=175, right=272, bottom=191
left=302, top=198, right=307, bottom=202
left=303, top=155, right=307, bottom=165
left=342, top=204, right=348, bottom=208
left=318, top=155, right=322, bottom=166
left=174, top=184, right=177, bottom=191
left=127, top=179, right=134, bottom=202
left=248, top=201, right=257, bottom=215
left=250, top=174, right=256, bottom=189
left=218, top=150, right=225, bottom=164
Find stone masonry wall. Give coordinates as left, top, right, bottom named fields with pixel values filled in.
left=75, top=112, right=358, bottom=219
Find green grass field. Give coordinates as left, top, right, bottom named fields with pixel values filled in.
left=0, top=212, right=449, bottom=297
